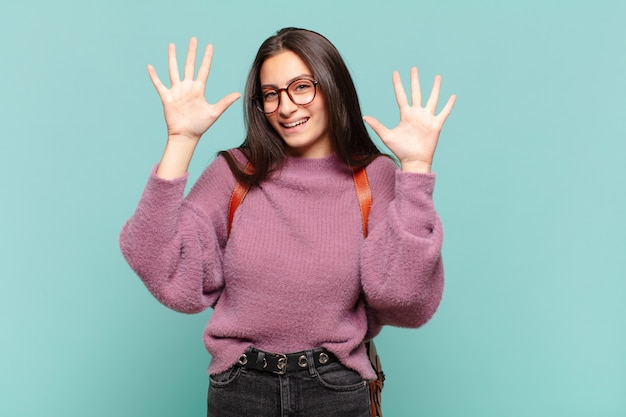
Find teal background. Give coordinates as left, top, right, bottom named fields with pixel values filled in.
left=1, top=0, right=624, bottom=416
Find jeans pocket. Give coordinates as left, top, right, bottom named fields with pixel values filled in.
left=209, top=365, right=243, bottom=388
left=314, top=362, right=368, bottom=392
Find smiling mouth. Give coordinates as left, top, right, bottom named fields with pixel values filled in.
left=281, top=118, right=309, bottom=129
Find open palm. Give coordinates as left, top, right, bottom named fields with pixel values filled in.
left=364, top=67, right=456, bottom=173
left=148, top=37, right=240, bottom=143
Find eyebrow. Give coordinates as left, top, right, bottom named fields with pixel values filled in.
left=260, top=74, right=315, bottom=89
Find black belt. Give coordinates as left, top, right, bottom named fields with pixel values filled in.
left=237, top=348, right=337, bottom=375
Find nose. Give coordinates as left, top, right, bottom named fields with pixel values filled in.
left=277, top=89, right=297, bottom=116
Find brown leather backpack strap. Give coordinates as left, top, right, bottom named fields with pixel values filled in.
left=351, top=166, right=372, bottom=238
left=227, top=163, right=253, bottom=238
left=352, top=166, right=383, bottom=417
left=366, top=339, right=385, bottom=417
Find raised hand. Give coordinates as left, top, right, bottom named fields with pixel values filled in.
left=363, top=67, right=456, bottom=173
left=149, top=38, right=240, bottom=179
left=148, top=37, right=241, bottom=143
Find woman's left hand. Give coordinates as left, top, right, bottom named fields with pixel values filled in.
left=363, top=67, right=456, bottom=173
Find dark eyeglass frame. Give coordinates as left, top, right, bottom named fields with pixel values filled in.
left=253, top=78, right=319, bottom=114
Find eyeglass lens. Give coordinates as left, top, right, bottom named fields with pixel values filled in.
left=259, top=78, right=317, bottom=114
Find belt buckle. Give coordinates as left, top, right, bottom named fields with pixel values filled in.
left=272, top=354, right=287, bottom=375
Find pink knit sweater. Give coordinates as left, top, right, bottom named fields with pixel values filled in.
left=119, top=151, right=444, bottom=379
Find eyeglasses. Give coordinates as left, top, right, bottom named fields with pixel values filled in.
left=254, top=78, right=318, bottom=114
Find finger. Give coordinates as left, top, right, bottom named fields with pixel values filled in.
left=147, top=64, right=167, bottom=96
left=168, top=43, right=180, bottom=86
left=184, top=37, right=198, bottom=80
left=196, top=43, right=214, bottom=84
left=363, top=116, right=390, bottom=140
left=410, top=67, right=422, bottom=107
left=392, top=71, right=409, bottom=109
left=211, top=92, right=242, bottom=118
left=425, top=75, right=442, bottom=113
left=436, top=94, right=457, bottom=124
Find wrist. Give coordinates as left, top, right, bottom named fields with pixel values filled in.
left=400, top=160, right=432, bottom=173
left=167, top=133, right=201, bottom=145
left=156, top=138, right=198, bottom=180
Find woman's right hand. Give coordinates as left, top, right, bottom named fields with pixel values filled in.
left=148, top=37, right=240, bottom=179
left=149, top=37, right=241, bottom=142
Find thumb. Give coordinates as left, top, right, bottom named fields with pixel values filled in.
left=212, top=92, right=242, bottom=116
left=363, top=116, right=389, bottom=140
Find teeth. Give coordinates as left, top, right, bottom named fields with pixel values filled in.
left=283, top=118, right=308, bottom=128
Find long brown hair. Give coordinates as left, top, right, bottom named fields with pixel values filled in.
left=219, top=27, right=382, bottom=185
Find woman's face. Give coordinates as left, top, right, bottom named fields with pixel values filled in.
left=259, top=50, right=331, bottom=158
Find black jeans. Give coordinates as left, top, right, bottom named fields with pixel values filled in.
left=208, top=350, right=370, bottom=417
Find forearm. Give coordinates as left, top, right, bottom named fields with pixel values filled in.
left=120, top=214, right=222, bottom=314
left=119, top=170, right=223, bottom=313
left=361, top=169, right=444, bottom=327
left=156, top=134, right=199, bottom=180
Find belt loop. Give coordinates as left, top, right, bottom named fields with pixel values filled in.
left=305, top=349, right=316, bottom=376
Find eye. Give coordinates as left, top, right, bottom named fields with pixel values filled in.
left=289, top=80, right=313, bottom=94
left=262, top=90, right=278, bottom=101
left=293, top=81, right=313, bottom=93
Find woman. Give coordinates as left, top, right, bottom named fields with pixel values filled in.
left=120, top=27, right=455, bottom=417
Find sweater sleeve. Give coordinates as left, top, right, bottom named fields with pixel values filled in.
left=119, top=155, right=237, bottom=314
left=360, top=156, right=444, bottom=338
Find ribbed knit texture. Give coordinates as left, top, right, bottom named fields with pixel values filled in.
left=119, top=151, right=444, bottom=380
